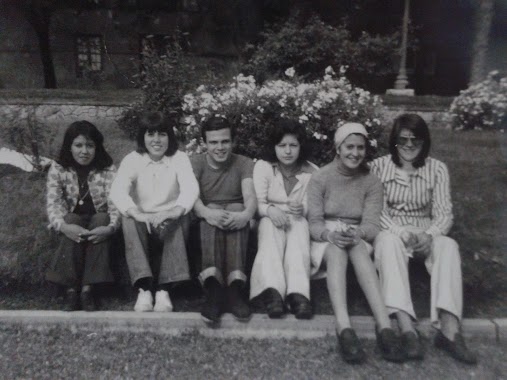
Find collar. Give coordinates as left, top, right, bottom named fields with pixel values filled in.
left=271, top=161, right=314, bottom=176
left=142, top=153, right=171, bottom=167
left=381, top=156, right=431, bottom=184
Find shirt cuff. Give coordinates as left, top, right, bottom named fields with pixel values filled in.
left=425, top=225, right=442, bottom=238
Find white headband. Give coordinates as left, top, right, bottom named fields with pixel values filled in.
left=334, top=122, right=368, bottom=148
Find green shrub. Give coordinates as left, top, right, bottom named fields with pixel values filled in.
left=117, top=35, right=213, bottom=140
left=449, top=71, right=507, bottom=131
left=242, top=15, right=400, bottom=92
left=182, top=68, right=385, bottom=166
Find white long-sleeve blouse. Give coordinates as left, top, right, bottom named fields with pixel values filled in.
left=109, top=150, right=199, bottom=215
left=253, top=159, right=318, bottom=218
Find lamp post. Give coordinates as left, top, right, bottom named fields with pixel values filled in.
left=387, top=0, right=415, bottom=96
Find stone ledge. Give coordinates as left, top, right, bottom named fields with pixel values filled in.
left=0, top=311, right=499, bottom=341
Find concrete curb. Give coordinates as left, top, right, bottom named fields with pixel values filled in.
left=0, top=311, right=504, bottom=341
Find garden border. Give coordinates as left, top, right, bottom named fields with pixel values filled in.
left=0, top=310, right=503, bottom=342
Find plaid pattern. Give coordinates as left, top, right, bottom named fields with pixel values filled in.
left=46, top=161, right=120, bottom=231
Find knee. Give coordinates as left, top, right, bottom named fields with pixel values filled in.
left=375, top=231, right=401, bottom=248
left=434, top=236, right=461, bottom=262
left=89, top=213, right=110, bottom=228
left=225, top=203, right=245, bottom=212
left=63, top=213, right=84, bottom=226
left=374, top=232, right=403, bottom=259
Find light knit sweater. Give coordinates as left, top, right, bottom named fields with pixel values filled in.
left=307, top=157, right=383, bottom=242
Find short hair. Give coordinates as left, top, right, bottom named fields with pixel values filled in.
left=136, top=111, right=178, bottom=157
left=389, top=113, right=431, bottom=168
left=261, top=119, right=311, bottom=164
left=58, top=120, right=113, bottom=170
left=201, top=116, right=235, bottom=142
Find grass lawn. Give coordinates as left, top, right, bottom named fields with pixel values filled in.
left=0, top=125, right=506, bottom=318
left=1, top=326, right=505, bottom=379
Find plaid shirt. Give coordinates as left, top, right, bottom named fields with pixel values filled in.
left=370, top=155, right=453, bottom=238
left=46, top=161, right=120, bottom=231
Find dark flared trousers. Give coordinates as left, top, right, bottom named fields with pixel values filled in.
left=46, top=213, right=113, bottom=288
left=198, top=203, right=249, bottom=286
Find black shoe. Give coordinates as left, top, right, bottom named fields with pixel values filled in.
left=264, top=288, right=284, bottom=319
left=227, top=280, right=252, bottom=322
left=434, top=331, right=477, bottom=365
left=64, top=288, right=80, bottom=311
left=337, top=328, right=366, bottom=364
left=402, top=331, right=424, bottom=360
left=201, top=278, right=223, bottom=325
left=81, top=289, right=97, bottom=312
left=286, top=293, right=313, bottom=320
left=376, top=328, right=405, bottom=363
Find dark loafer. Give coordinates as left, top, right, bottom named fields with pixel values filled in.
left=80, top=289, right=97, bottom=312
left=264, top=288, right=284, bottom=319
left=434, top=331, right=478, bottom=365
left=402, top=331, right=424, bottom=360
left=201, top=280, right=223, bottom=325
left=64, top=289, right=80, bottom=312
left=376, top=328, right=405, bottom=363
left=227, top=281, right=252, bottom=322
left=286, top=293, right=313, bottom=320
left=338, top=328, right=366, bottom=364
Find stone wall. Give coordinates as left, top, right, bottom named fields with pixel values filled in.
left=0, top=90, right=454, bottom=131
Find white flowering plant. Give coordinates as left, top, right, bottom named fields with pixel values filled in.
left=181, top=67, right=385, bottom=165
left=450, top=71, right=507, bottom=131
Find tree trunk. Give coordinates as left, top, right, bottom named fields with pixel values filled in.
left=469, top=0, right=494, bottom=85
left=25, top=6, right=57, bottom=88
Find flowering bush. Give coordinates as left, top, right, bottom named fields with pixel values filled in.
left=182, top=67, right=385, bottom=165
left=449, top=71, right=507, bottom=131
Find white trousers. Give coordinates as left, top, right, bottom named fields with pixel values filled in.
left=373, top=231, right=463, bottom=325
left=249, top=216, right=311, bottom=300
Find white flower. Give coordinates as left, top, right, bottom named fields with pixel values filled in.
left=285, top=67, right=295, bottom=78
left=370, top=139, right=378, bottom=148
left=325, top=66, right=335, bottom=75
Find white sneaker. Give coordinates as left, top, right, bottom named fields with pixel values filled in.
left=134, top=289, right=153, bottom=312
left=153, top=290, right=173, bottom=312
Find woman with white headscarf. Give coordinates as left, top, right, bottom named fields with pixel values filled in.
left=307, top=123, right=404, bottom=364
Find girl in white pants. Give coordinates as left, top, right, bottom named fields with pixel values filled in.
left=250, top=120, right=317, bottom=319
left=371, top=113, right=477, bottom=365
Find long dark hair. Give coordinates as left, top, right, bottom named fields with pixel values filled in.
left=58, top=120, right=113, bottom=170
left=261, top=119, right=310, bottom=164
left=389, top=113, right=431, bottom=168
left=136, top=111, right=179, bottom=157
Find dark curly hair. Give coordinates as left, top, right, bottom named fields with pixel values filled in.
left=261, top=119, right=311, bottom=164
left=58, top=120, right=113, bottom=170
left=136, top=111, right=179, bottom=157
left=389, top=113, right=431, bottom=168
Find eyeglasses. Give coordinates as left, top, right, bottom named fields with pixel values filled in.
left=397, top=136, right=423, bottom=147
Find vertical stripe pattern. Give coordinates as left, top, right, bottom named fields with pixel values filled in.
left=369, top=155, right=453, bottom=237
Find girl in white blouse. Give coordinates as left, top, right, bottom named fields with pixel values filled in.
left=110, top=112, right=198, bottom=313
left=250, top=120, right=317, bottom=319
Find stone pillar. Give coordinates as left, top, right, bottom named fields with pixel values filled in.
left=386, top=0, right=415, bottom=96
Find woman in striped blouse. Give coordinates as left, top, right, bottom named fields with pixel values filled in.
left=371, top=113, right=477, bottom=365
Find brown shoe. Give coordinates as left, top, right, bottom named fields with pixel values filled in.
left=227, top=280, right=251, bottom=322
left=402, top=331, right=424, bottom=360
left=338, top=328, right=366, bottom=364
left=286, top=293, right=313, bottom=320
left=264, top=288, right=284, bottom=319
left=376, top=328, right=405, bottom=363
left=434, top=331, right=477, bottom=365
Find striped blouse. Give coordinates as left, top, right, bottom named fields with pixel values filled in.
left=369, top=155, right=453, bottom=237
